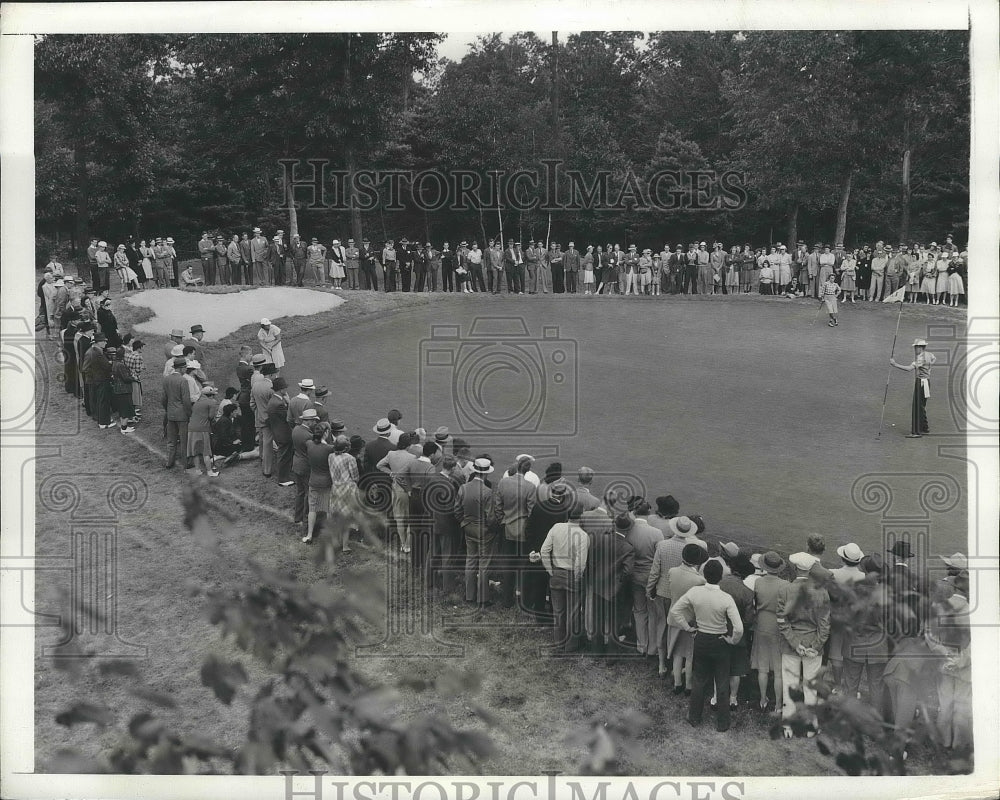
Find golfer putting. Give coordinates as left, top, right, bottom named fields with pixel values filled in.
left=889, top=338, right=937, bottom=438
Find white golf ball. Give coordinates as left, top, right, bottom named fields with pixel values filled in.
left=891, top=423, right=896, bottom=427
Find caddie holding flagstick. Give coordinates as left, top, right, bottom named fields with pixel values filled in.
left=889, top=338, right=937, bottom=438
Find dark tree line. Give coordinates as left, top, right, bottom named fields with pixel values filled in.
left=35, top=31, right=969, bottom=260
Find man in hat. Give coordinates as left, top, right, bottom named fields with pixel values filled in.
left=805, top=242, right=822, bottom=299
left=776, top=552, right=831, bottom=735
left=523, top=240, right=541, bottom=294
left=268, top=234, right=285, bottom=286
left=563, top=241, right=581, bottom=294
left=890, top=339, right=937, bottom=437
left=198, top=232, right=215, bottom=285
left=709, top=242, right=727, bottom=295
left=288, top=378, right=316, bottom=425
left=343, top=238, right=360, bottom=290
left=266, top=377, right=294, bottom=485
left=312, top=385, right=330, bottom=422
left=381, top=239, right=398, bottom=292
left=187, top=383, right=220, bottom=475
left=359, top=237, right=379, bottom=291
left=440, top=241, right=455, bottom=293
left=587, top=512, right=636, bottom=653
left=235, top=348, right=257, bottom=449
left=570, top=467, right=603, bottom=517
left=363, top=418, right=396, bottom=473
left=455, top=457, right=500, bottom=606
left=257, top=318, right=285, bottom=370
left=182, top=325, right=206, bottom=366
left=288, top=234, right=307, bottom=287
left=249, top=227, right=268, bottom=285
left=291, top=408, right=319, bottom=525
left=164, top=328, right=185, bottom=360
left=214, top=235, right=230, bottom=285
left=868, top=244, right=888, bottom=301
left=433, top=426, right=452, bottom=453
left=249, top=355, right=275, bottom=477
left=668, top=559, right=744, bottom=731
left=623, top=510, right=666, bottom=656
left=162, top=356, right=193, bottom=468
left=397, top=237, right=413, bottom=292
left=495, top=454, right=539, bottom=609
left=163, top=344, right=186, bottom=378
left=426, top=242, right=442, bottom=292
left=538, top=486, right=590, bottom=650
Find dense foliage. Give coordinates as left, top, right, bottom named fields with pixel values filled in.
left=35, top=32, right=969, bottom=259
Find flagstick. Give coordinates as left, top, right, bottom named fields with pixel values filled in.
left=876, top=299, right=905, bottom=438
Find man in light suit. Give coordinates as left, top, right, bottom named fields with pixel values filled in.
left=250, top=227, right=269, bottom=285
left=162, top=357, right=193, bottom=468
left=455, top=458, right=500, bottom=605
left=249, top=357, right=275, bottom=477
left=496, top=455, right=538, bottom=608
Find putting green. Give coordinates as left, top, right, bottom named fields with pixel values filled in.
left=284, top=294, right=969, bottom=560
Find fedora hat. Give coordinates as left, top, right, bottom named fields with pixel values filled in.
left=250, top=353, right=267, bottom=365
left=298, top=378, right=315, bottom=389
left=434, top=426, right=450, bottom=442
left=668, top=515, right=697, bottom=537
left=836, top=543, right=865, bottom=564
left=888, top=540, right=914, bottom=558
left=261, top=363, right=277, bottom=376
left=300, top=408, right=319, bottom=421
left=330, top=419, right=346, bottom=433
left=761, top=551, right=785, bottom=574
left=260, top=317, right=271, bottom=326
left=270, top=377, right=288, bottom=392
left=721, top=541, right=740, bottom=559
left=170, top=328, right=184, bottom=338
left=190, top=324, right=205, bottom=334
left=314, top=386, right=329, bottom=398
left=373, top=418, right=393, bottom=435
left=613, top=513, right=634, bottom=532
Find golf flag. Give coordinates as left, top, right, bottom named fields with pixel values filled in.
left=882, top=286, right=907, bottom=303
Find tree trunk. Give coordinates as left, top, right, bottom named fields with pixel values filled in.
left=833, top=169, right=854, bottom=247
left=285, top=173, right=299, bottom=242
left=343, top=36, right=363, bottom=246
left=900, top=153, right=911, bottom=244
left=786, top=202, right=799, bottom=250
left=73, top=142, right=89, bottom=253
left=477, top=207, right=487, bottom=249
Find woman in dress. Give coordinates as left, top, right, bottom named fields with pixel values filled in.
left=839, top=250, right=858, bottom=303
left=946, top=254, right=965, bottom=307
left=303, top=422, right=336, bottom=544
left=328, top=239, right=346, bottom=289
left=820, top=273, right=840, bottom=326
left=920, top=255, right=939, bottom=304
left=906, top=248, right=923, bottom=302
left=96, top=297, right=122, bottom=346
left=257, top=318, right=285, bottom=369
left=725, top=246, right=740, bottom=294
left=581, top=245, right=595, bottom=294
left=666, top=543, right=707, bottom=695
left=935, top=248, right=951, bottom=305
left=328, top=434, right=361, bottom=554
left=855, top=247, right=872, bottom=300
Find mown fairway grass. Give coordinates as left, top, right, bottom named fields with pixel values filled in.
left=34, top=283, right=966, bottom=775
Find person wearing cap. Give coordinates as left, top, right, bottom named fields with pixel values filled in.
left=501, top=239, right=519, bottom=295
left=288, top=408, right=319, bottom=524
left=560, top=242, right=579, bottom=294
left=187, top=384, right=220, bottom=476
left=622, top=509, right=666, bottom=656
left=309, top=385, right=329, bottom=423
left=256, top=318, right=285, bottom=370
left=299, top=235, right=325, bottom=287
left=109, top=347, right=137, bottom=433
left=286, top=378, right=316, bottom=425
left=327, top=238, right=346, bottom=289
left=822, top=542, right=867, bottom=684
left=265, top=377, right=295, bottom=485
left=90, top=240, right=112, bottom=293
left=455, top=457, right=500, bottom=605
left=358, top=237, right=379, bottom=291
left=890, top=338, right=936, bottom=437
left=495, top=455, right=539, bottom=609
left=748, top=551, right=789, bottom=710
left=586, top=512, right=636, bottom=654
left=197, top=232, right=215, bottom=285
left=162, top=356, right=194, bottom=468
left=248, top=227, right=268, bottom=285
left=776, top=552, right=831, bottom=733
left=537, top=488, right=590, bottom=651
left=249, top=354, right=275, bottom=478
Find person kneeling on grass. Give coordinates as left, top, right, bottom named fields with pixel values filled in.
left=211, top=403, right=257, bottom=468
left=820, top=273, right=840, bottom=327
left=181, top=265, right=204, bottom=287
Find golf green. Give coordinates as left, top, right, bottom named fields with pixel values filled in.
left=283, top=294, right=969, bottom=559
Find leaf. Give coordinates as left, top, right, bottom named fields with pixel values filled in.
left=128, top=685, right=177, bottom=708
left=98, top=660, right=140, bottom=678
left=200, top=654, right=248, bottom=705
left=47, top=748, right=108, bottom=773
left=128, top=712, right=165, bottom=743
left=55, top=702, right=113, bottom=728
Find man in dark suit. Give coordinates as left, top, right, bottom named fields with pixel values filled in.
left=425, top=457, right=463, bottom=595
left=563, top=242, right=581, bottom=294
left=503, top=239, right=521, bottom=295
left=162, top=357, right=193, bottom=468
left=182, top=324, right=206, bottom=367
left=586, top=514, right=635, bottom=653
left=397, top=238, right=413, bottom=292
left=669, top=245, right=686, bottom=294
left=360, top=238, right=379, bottom=291
left=397, top=442, right=441, bottom=569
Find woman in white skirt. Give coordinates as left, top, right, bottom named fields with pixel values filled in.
left=906, top=252, right=923, bottom=302
left=139, top=240, right=155, bottom=284
left=946, top=256, right=965, bottom=307
left=920, top=258, right=938, bottom=304
left=839, top=250, right=858, bottom=302
left=581, top=245, right=595, bottom=294
left=328, top=240, right=346, bottom=288
left=820, top=273, right=840, bottom=326
left=935, top=250, right=951, bottom=305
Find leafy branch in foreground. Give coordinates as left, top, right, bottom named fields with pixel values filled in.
left=48, top=485, right=494, bottom=775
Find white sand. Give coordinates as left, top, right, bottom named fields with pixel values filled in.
left=125, top=288, right=345, bottom=341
